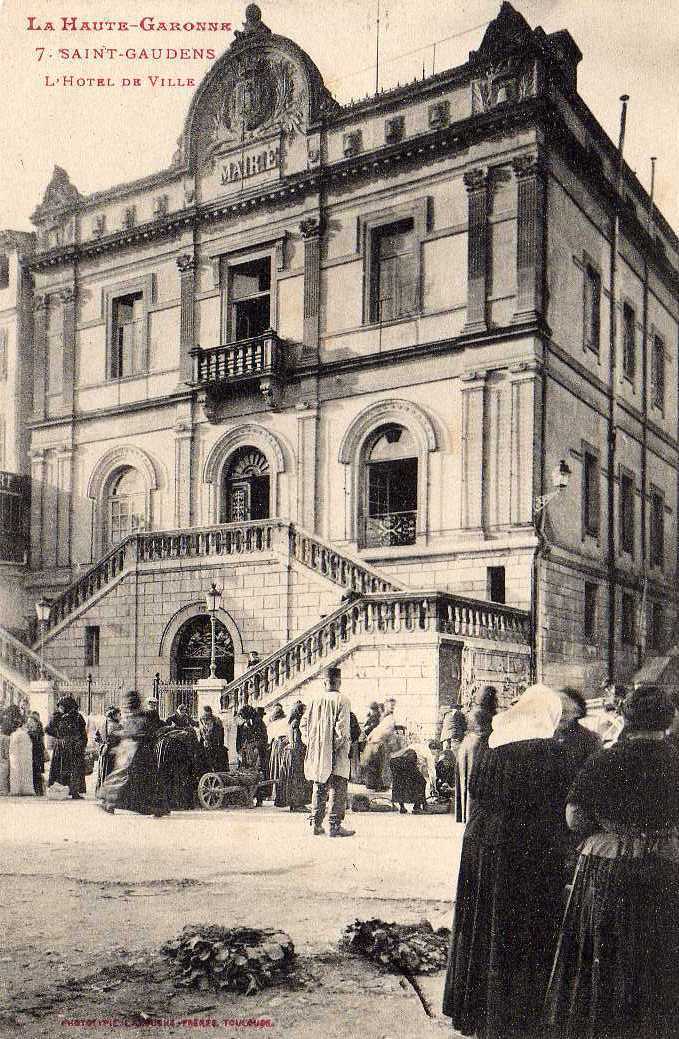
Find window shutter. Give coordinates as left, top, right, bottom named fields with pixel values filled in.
left=397, top=251, right=418, bottom=316
left=589, top=456, right=600, bottom=533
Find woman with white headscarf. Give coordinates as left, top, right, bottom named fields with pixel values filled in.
left=443, top=684, right=577, bottom=1039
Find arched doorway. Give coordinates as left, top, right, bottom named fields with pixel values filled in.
left=104, top=466, right=147, bottom=550
left=364, top=424, right=418, bottom=546
left=221, top=446, right=270, bottom=523
left=172, top=614, right=235, bottom=684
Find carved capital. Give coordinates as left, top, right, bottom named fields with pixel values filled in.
left=463, top=168, right=487, bottom=193
left=59, top=286, right=76, bottom=305
left=513, top=154, right=546, bottom=180
left=31, top=448, right=47, bottom=463
left=33, top=293, right=49, bottom=312
left=183, top=183, right=196, bottom=206
left=176, top=253, right=197, bottom=274
left=299, top=217, right=323, bottom=240
left=259, top=375, right=282, bottom=409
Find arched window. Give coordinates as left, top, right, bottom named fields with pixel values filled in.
left=104, top=467, right=146, bottom=549
left=221, top=447, right=270, bottom=523
left=172, top=614, right=234, bottom=684
left=364, top=425, right=417, bottom=547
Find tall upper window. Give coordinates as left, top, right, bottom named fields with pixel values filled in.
left=583, top=264, right=601, bottom=354
left=229, top=258, right=271, bottom=341
left=370, top=219, right=417, bottom=324
left=105, top=467, right=146, bottom=549
left=651, top=334, right=665, bottom=412
left=46, top=302, right=63, bottom=395
left=582, top=450, right=600, bottom=537
left=622, top=302, right=636, bottom=381
left=111, top=292, right=144, bottom=379
left=364, top=425, right=417, bottom=547
left=650, top=491, right=664, bottom=569
left=221, top=447, right=270, bottom=523
left=620, top=472, right=635, bottom=556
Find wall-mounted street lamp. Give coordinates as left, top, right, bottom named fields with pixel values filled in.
left=534, top=459, right=572, bottom=517
left=35, top=597, right=52, bottom=680
left=204, top=582, right=222, bottom=679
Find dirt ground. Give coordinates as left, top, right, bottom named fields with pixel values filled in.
left=0, top=789, right=466, bottom=1039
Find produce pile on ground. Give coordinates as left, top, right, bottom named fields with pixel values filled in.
left=162, top=925, right=294, bottom=995
left=340, top=918, right=450, bottom=976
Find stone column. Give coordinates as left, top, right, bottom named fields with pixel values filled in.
left=460, top=369, right=487, bottom=530
left=512, top=155, right=546, bottom=324
left=463, top=169, right=489, bottom=334
left=60, top=285, right=77, bottom=413
left=176, top=254, right=196, bottom=385
left=30, top=448, right=46, bottom=568
left=32, top=294, right=49, bottom=420
left=56, top=445, right=73, bottom=567
left=300, top=217, right=322, bottom=359
left=296, top=405, right=318, bottom=531
left=174, top=419, right=193, bottom=528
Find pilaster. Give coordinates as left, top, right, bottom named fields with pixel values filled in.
left=30, top=448, right=46, bottom=567
left=463, top=169, right=489, bottom=334
left=300, top=217, right=322, bottom=359
left=32, top=295, right=49, bottom=420
left=296, top=405, right=318, bottom=531
left=509, top=361, right=541, bottom=524
left=512, top=155, right=546, bottom=324
left=174, top=418, right=193, bottom=528
left=56, top=446, right=73, bottom=567
left=177, top=253, right=196, bottom=385
left=460, top=369, right=487, bottom=530
left=60, top=285, right=77, bottom=413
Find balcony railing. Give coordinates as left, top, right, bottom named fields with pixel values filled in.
left=365, top=510, right=417, bottom=548
left=190, top=330, right=283, bottom=387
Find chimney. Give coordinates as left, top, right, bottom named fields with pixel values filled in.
left=547, top=30, right=582, bottom=94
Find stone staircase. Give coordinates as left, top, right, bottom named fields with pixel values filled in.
left=0, top=624, right=69, bottom=699
left=34, top=519, right=403, bottom=649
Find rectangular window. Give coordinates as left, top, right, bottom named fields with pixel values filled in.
left=648, top=602, right=663, bottom=652
left=229, top=257, right=271, bottom=341
left=583, top=264, right=601, bottom=354
left=0, top=329, right=7, bottom=381
left=622, top=302, right=635, bottom=381
left=110, top=291, right=145, bottom=379
left=621, top=592, right=636, bottom=645
left=487, top=566, right=506, bottom=604
left=370, top=219, right=417, bottom=323
left=620, top=472, right=635, bottom=555
left=584, top=582, right=597, bottom=640
left=651, top=334, right=665, bottom=412
left=650, top=491, right=664, bottom=569
left=84, top=625, right=100, bottom=667
left=582, top=451, right=600, bottom=537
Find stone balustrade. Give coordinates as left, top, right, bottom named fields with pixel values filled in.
left=221, top=590, right=530, bottom=710
left=0, top=624, right=67, bottom=688
left=288, top=526, right=399, bottom=594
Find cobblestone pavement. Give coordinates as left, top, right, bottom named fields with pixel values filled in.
left=1, top=794, right=466, bottom=1039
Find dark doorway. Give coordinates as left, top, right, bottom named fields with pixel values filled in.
left=221, top=447, right=270, bottom=523
left=172, top=614, right=234, bottom=684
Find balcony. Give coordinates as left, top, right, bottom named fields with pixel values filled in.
left=365, top=510, right=417, bottom=548
left=190, top=330, right=285, bottom=418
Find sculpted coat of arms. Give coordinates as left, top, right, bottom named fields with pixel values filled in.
left=211, top=55, right=304, bottom=146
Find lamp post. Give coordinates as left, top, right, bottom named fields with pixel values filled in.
left=204, top=583, right=222, bottom=679
left=531, top=460, right=572, bottom=683
left=35, top=597, right=52, bottom=680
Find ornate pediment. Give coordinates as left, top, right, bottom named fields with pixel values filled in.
left=469, top=3, right=537, bottom=114
left=181, top=4, right=338, bottom=174
left=32, top=166, right=82, bottom=223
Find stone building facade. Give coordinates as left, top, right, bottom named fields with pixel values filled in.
left=2, top=2, right=678, bottom=719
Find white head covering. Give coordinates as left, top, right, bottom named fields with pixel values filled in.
left=488, top=684, right=562, bottom=749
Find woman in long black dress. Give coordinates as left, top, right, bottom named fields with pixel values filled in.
left=99, top=690, right=169, bottom=816
left=26, top=712, right=46, bottom=795
left=546, top=685, right=679, bottom=1039
left=45, top=696, right=87, bottom=799
left=443, top=684, right=575, bottom=1039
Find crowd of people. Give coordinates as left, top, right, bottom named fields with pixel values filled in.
left=443, top=681, right=679, bottom=1039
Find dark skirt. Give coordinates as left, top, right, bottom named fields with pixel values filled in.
left=546, top=849, right=679, bottom=1038
left=156, top=730, right=196, bottom=810
left=269, top=736, right=292, bottom=807
left=390, top=753, right=426, bottom=805
left=48, top=738, right=86, bottom=794
left=100, top=738, right=169, bottom=816
left=96, top=742, right=116, bottom=793
left=443, top=812, right=564, bottom=1038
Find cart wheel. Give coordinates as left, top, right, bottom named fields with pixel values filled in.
left=198, top=772, right=226, bottom=810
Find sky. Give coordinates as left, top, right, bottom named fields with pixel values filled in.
left=0, top=0, right=677, bottom=233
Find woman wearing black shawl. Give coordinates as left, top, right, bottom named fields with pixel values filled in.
left=99, top=690, right=169, bottom=816
left=45, top=696, right=87, bottom=799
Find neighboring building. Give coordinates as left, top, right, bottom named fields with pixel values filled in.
left=0, top=231, right=34, bottom=634
left=1, top=2, right=678, bottom=721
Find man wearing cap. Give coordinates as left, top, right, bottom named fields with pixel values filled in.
left=301, top=665, right=354, bottom=837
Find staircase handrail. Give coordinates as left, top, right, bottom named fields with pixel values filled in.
left=0, top=624, right=69, bottom=686
left=220, top=589, right=530, bottom=710
left=288, top=524, right=405, bottom=594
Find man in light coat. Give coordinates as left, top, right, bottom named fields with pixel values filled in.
left=301, top=665, right=355, bottom=837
